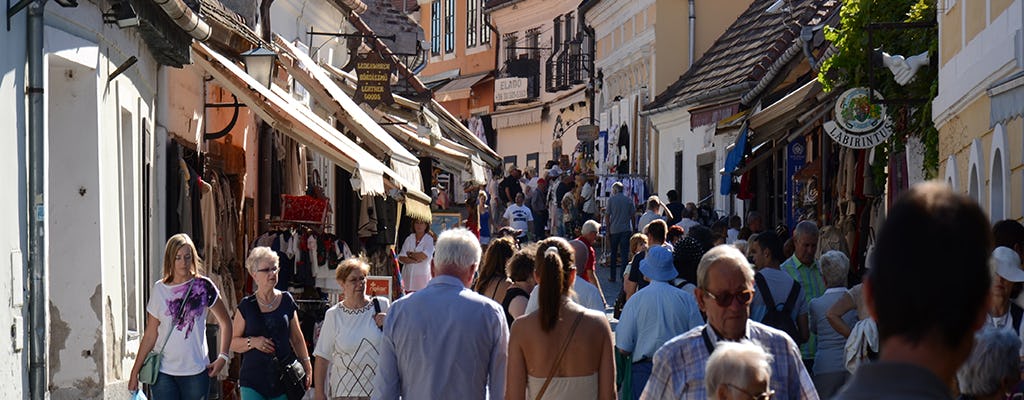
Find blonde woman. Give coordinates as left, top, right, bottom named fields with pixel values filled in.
left=128, top=233, right=233, bottom=399
left=313, top=259, right=389, bottom=400
left=231, top=247, right=312, bottom=399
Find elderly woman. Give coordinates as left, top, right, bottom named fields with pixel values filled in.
left=957, top=328, right=1022, bottom=400
left=128, top=234, right=233, bottom=398
left=506, top=237, right=615, bottom=399
left=313, top=258, right=389, bottom=400
left=809, top=250, right=856, bottom=398
left=231, top=247, right=312, bottom=400
left=397, top=219, right=434, bottom=292
left=705, top=341, right=774, bottom=400
left=473, top=236, right=517, bottom=303
left=502, top=246, right=536, bottom=324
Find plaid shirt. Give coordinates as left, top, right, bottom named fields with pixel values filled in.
left=640, top=321, right=819, bottom=400
left=781, top=255, right=825, bottom=359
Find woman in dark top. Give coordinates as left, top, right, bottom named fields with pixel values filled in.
left=473, top=236, right=517, bottom=304
left=231, top=247, right=312, bottom=400
left=502, top=245, right=536, bottom=325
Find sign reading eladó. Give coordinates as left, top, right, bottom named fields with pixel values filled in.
left=823, top=87, right=894, bottom=149
left=355, top=51, right=394, bottom=107
left=494, top=77, right=528, bottom=103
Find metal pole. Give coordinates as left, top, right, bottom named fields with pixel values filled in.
left=27, top=1, right=48, bottom=399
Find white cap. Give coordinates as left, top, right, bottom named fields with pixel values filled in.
left=993, top=246, right=1024, bottom=282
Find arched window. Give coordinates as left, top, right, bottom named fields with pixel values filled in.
left=945, top=155, right=959, bottom=190
left=968, top=139, right=984, bottom=206
left=990, top=124, right=1009, bottom=222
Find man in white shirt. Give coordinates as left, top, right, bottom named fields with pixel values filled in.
left=502, top=193, right=534, bottom=243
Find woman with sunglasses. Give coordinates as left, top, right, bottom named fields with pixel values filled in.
left=231, top=247, right=312, bottom=399
left=128, top=234, right=234, bottom=399
left=705, top=341, right=775, bottom=400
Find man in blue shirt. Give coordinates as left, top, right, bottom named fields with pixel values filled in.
left=606, top=181, right=635, bottom=282
left=373, top=228, right=509, bottom=400
left=617, top=246, right=704, bottom=399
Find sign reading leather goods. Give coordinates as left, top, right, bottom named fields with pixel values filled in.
left=823, top=87, right=894, bottom=149
left=355, top=51, right=394, bottom=107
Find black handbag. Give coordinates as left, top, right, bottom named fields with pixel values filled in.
left=254, top=298, right=307, bottom=400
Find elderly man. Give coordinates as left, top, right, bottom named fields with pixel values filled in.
left=956, top=328, right=1021, bottom=400
left=372, top=228, right=509, bottom=400
left=705, top=341, right=775, bottom=400
left=573, top=220, right=600, bottom=282
left=750, top=231, right=810, bottom=348
left=607, top=181, right=635, bottom=282
left=617, top=246, right=705, bottom=399
left=834, top=182, right=993, bottom=399
left=641, top=245, right=817, bottom=399
left=781, top=220, right=824, bottom=368
left=638, top=196, right=667, bottom=230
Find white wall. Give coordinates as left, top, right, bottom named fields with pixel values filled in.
left=0, top=7, right=30, bottom=399
left=271, top=0, right=354, bottom=71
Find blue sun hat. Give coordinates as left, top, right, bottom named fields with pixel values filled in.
left=639, top=246, right=678, bottom=282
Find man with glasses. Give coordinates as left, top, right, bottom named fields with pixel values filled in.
left=641, top=245, right=817, bottom=399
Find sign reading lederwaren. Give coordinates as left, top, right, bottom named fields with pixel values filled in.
left=355, top=51, right=394, bottom=107
left=494, top=77, right=528, bottom=103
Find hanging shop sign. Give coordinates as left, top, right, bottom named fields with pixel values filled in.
left=823, top=87, right=895, bottom=149
left=355, top=51, right=394, bottom=107
left=494, top=77, right=529, bottom=103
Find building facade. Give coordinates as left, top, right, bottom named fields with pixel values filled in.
left=417, top=0, right=496, bottom=120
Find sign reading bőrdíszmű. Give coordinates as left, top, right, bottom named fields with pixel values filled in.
left=823, top=87, right=894, bottom=149
left=355, top=51, right=394, bottom=107
left=494, top=77, right=528, bottom=103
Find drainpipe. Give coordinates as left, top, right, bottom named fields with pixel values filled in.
left=486, top=15, right=500, bottom=81
left=688, top=0, right=695, bottom=67
left=26, top=1, right=48, bottom=399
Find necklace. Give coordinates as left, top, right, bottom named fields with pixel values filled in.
left=256, top=291, right=280, bottom=308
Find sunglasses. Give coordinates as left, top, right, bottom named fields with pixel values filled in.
left=725, top=383, right=774, bottom=400
left=703, top=289, right=755, bottom=307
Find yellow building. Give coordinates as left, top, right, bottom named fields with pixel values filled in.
left=935, top=0, right=1023, bottom=222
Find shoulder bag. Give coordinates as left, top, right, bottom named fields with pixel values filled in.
left=534, top=311, right=585, bottom=400
left=139, top=280, right=194, bottom=385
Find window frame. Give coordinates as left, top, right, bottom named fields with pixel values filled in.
left=444, top=0, right=456, bottom=54
left=430, top=0, right=441, bottom=56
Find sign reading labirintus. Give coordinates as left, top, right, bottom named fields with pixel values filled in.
left=355, top=51, right=394, bottom=107
left=823, top=87, right=894, bottom=149
left=494, top=77, right=528, bottom=103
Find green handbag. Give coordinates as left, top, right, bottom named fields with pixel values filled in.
left=139, top=281, right=193, bottom=385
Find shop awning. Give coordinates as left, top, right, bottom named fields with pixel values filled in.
left=383, top=121, right=483, bottom=178
left=273, top=36, right=424, bottom=194
left=192, top=42, right=428, bottom=201
left=990, top=71, right=1024, bottom=128
left=748, top=79, right=822, bottom=146
left=491, top=105, right=543, bottom=129
left=434, top=72, right=491, bottom=102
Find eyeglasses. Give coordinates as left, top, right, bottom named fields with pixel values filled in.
left=725, top=383, right=774, bottom=400
left=703, top=289, right=755, bottom=307
left=256, top=267, right=280, bottom=274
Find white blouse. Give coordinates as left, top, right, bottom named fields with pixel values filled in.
left=313, top=297, right=390, bottom=398
left=398, top=233, right=434, bottom=291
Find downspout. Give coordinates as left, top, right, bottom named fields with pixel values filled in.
left=27, top=1, right=48, bottom=399
left=153, top=0, right=212, bottom=41
left=486, top=14, right=500, bottom=88
left=688, top=0, right=695, bottom=67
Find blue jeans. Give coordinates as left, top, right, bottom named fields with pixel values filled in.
left=631, top=360, right=653, bottom=399
left=150, top=371, right=209, bottom=400
left=609, top=231, right=631, bottom=281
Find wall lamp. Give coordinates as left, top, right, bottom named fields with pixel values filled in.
left=241, top=46, right=277, bottom=89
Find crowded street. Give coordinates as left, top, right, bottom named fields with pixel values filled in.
left=1, top=0, right=1022, bottom=399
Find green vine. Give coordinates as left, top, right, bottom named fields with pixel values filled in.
left=818, top=0, right=939, bottom=187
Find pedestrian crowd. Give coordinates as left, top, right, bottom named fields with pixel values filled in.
left=130, top=180, right=1024, bottom=400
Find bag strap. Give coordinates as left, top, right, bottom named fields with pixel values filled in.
left=781, top=280, right=802, bottom=314
left=754, top=273, right=776, bottom=310
left=372, top=297, right=381, bottom=314
left=534, top=311, right=584, bottom=400
left=158, top=279, right=195, bottom=354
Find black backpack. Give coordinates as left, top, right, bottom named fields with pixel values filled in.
left=754, top=273, right=803, bottom=344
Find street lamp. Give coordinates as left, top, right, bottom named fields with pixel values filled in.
left=241, top=47, right=277, bottom=89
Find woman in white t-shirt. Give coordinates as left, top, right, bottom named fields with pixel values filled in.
left=313, top=259, right=389, bottom=400
left=397, top=220, right=435, bottom=292
left=128, top=233, right=233, bottom=399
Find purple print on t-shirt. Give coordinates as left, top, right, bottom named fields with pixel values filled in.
left=165, top=279, right=216, bottom=338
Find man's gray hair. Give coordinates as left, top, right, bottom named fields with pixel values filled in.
left=246, top=246, right=279, bottom=274
left=819, top=250, right=849, bottom=287
left=611, top=182, right=624, bottom=194
left=705, top=340, right=773, bottom=399
left=697, top=245, right=755, bottom=289
left=432, top=228, right=482, bottom=275
left=957, top=328, right=1021, bottom=397
left=794, top=220, right=819, bottom=240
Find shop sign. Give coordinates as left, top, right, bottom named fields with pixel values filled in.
left=354, top=51, right=394, bottom=107
left=366, top=276, right=393, bottom=300
left=576, top=124, right=599, bottom=142
left=494, top=77, right=528, bottom=103
left=824, top=87, right=894, bottom=149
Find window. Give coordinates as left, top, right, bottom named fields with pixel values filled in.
left=504, top=155, right=518, bottom=173
left=504, top=32, right=518, bottom=63
left=526, top=28, right=541, bottom=59
left=430, top=0, right=440, bottom=55
left=526, top=153, right=539, bottom=176
left=481, top=13, right=491, bottom=44
left=444, top=0, right=455, bottom=54
left=467, top=0, right=478, bottom=48
left=675, top=151, right=683, bottom=195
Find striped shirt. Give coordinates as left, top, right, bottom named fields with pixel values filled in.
left=781, top=255, right=825, bottom=360
left=640, top=321, right=819, bottom=400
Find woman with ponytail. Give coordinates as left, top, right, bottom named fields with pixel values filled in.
left=506, top=237, right=615, bottom=399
